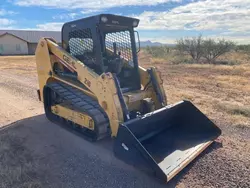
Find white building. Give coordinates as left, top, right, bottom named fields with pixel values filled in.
left=0, top=30, right=61, bottom=55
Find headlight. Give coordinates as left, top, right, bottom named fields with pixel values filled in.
left=132, top=20, right=138, bottom=27
left=101, top=16, right=108, bottom=23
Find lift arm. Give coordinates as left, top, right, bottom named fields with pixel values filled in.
left=36, top=38, right=124, bottom=136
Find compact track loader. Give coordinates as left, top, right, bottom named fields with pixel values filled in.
left=35, top=14, right=221, bottom=183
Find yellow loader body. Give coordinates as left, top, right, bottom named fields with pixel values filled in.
left=35, top=14, right=221, bottom=183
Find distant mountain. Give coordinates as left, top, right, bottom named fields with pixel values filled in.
left=139, top=40, right=175, bottom=47
left=140, top=40, right=163, bottom=47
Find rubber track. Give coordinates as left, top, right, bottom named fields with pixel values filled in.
left=46, top=82, right=110, bottom=141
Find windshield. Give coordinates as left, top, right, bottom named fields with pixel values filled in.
left=101, top=29, right=139, bottom=90
left=104, top=30, right=134, bottom=68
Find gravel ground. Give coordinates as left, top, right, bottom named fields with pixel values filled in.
left=0, top=56, right=249, bottom=187
left=0, top=70, right=171, bottom=188
left=0, top=115, right=170, bottom=188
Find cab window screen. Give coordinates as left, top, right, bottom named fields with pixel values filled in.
left=68, top=28, right=95, bottom=60
left=105, top=30, right=134, bottom=67
left=69, top=38, right=93, bottom=56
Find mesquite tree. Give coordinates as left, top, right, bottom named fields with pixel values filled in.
left=176, top=35, right=235, bottom=64
left=202, top=39, right=235, bottom=64
left=176, top=35, right=203, bottom=63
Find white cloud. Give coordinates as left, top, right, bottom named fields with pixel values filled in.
left=0, top=18, right=15, bottom=29
left=52, top=9, right=102, bottom=21
left=0, top=18, right=15, bottom=26
left=13, top=0, right=181, bottom=9
left=80, top=9, right=102, bottom=15
left=36, top=22, right=63, bottom=31
left=53, top=13, right=78, bottom=20
left=130, top=0, right=250, bottom=43
left=0, top=9, right=17, bottom=29
left=207, top=34, right=250, bottom=45
left=0, top=9, right=17, bottom=16
left=22, top=22, right=63, bottom=31
left=134, top=0, right=250, bottom=33
left=12, top=0, right=250, bottom=44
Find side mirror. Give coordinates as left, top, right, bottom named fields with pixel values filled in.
left=134, top=31, right=140, bottom=53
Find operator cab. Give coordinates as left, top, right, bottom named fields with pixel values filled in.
left=62, top=14, right=141, bottom=92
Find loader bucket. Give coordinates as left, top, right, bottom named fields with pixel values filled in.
left=114, top=100, right=221, bottom=182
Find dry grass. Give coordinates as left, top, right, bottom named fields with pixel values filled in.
left=1, top=54, right=249, bottom=127
left=0, top=56, right=37, bottom=75
left=0, top=54, right=249, bottom=187
left=217, top=103, right=250, bottom=118
left=1, top=54, right=249, bottom=128
left=217, top=51, right=250, bottom=65
left=139, top=50, right=250, bottom=127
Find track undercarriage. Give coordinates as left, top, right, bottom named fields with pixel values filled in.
left=44, top=82, right=110, bottom=141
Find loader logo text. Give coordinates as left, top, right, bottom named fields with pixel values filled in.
left=84, top=78, right=91, bottom=87
left=112, top=20, right=119, bottom=24
left=63, top=55, right=76, bottom=69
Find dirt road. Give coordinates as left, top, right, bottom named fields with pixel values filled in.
left=0, top=71, right=42, bottom=126
left=0, top=66, right=168, bottom=187
left=0, top=56, right=249, bottom=187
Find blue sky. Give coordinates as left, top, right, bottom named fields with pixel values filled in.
left=0, top=0, right=250, bottom=44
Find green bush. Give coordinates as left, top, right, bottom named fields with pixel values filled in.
left=236, top=45, right=250, bottom=52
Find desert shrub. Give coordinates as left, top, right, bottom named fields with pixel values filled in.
left=217, top=103, right=250, bottom=118
left=236, top=44, right=250, bottom=52
left=202, top=39, right=235, bottom=64
left=144, top=46, right=172, bottom=58
left=144, top=47, right=192, bottom=64
left=176, top=35, right=203, bottom=63
left=171, top=55, right=193, bottom=64
left=176, top=35, right=235, bottom=64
